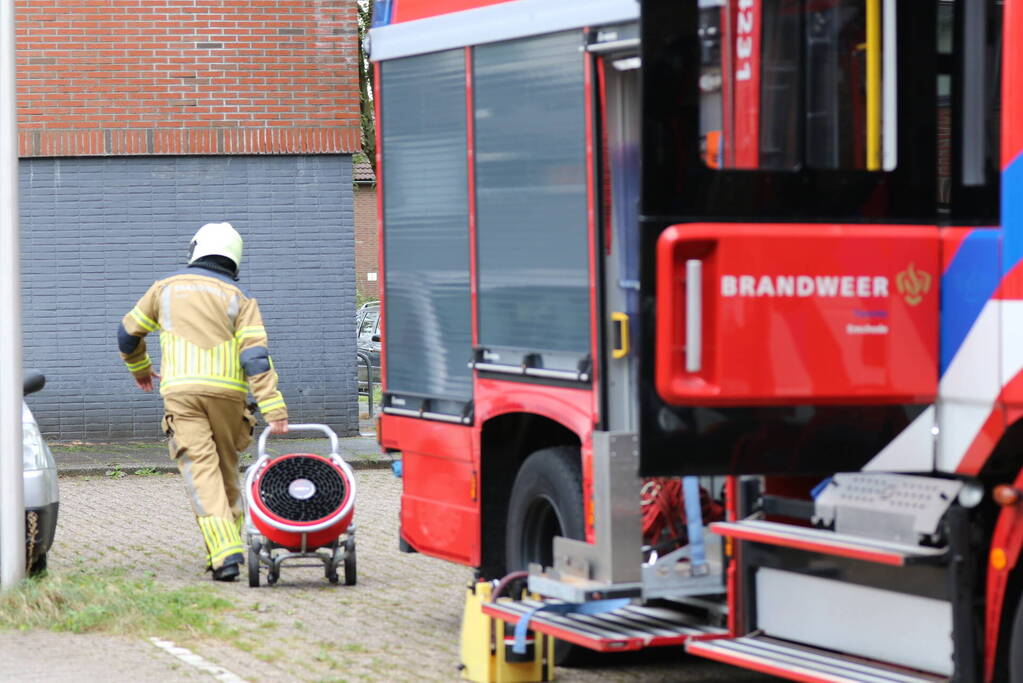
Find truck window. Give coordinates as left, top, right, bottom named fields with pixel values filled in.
left=643, top=0, right=938, bottom=222
left=700, top=0, right=897, bottom=172
left=380, top=49, right=473, bottom=407
left=473, top=31, right=591, bottom=374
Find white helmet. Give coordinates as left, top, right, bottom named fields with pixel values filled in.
left=188, top=222, right=243, bottom=267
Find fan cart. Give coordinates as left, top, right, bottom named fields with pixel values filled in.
left=243, top=424, right=357, bottom=587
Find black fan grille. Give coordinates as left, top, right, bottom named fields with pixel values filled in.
left=258, top=456, right=347, bottom=522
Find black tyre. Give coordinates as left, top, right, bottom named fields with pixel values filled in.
left=28, top=553, right=47, bottom=576
left=248, top=543, right=260, bottom=588
left=267, top=567, right=278, bottom=586
left=326, top=539, right=341, bottom=583
left=505, top=447, right=585, bottom=573
left=505, top=446, right=588, bottom=666
left=1010, top=595, right=1023, bottom=682
left=344, top=538, right=357, bottom=586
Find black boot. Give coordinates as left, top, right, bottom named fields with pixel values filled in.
left=212, top=553, right=244, bottom=582
left=212, top=564, right=239, bottom=581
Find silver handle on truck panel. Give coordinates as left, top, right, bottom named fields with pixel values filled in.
left=685, top=259, right=702, bottom=373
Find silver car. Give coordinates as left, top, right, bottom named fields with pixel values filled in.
left=356, top=301, right=380, bottom=389
left=20, top=370, right=59, bottom=574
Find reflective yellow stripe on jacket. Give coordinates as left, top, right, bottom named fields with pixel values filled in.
left=130, top=306, right=159, bottom=333
left=257, top=393, right=286, bottom=415
left=125, top=357, right=152, bottom=373
left=159, top=331, right=248, bottom=393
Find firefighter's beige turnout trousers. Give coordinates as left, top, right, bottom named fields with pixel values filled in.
left=163, top=393, right=256, bottom=570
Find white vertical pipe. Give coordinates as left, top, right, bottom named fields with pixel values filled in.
left=0, top=0, right=25, bottom=589
left=882, top=0, right=897, bottom=171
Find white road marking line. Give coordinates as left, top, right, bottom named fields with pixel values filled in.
left=148, top=636, right=247, bottom=682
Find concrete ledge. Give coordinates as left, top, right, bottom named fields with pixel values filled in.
left=57, top=458, right=395, bottom=478
left=51, top=435, right=395, bottom=478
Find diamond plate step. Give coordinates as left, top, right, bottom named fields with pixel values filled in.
left=482, top=598, right=725, bottom=652
left=710, top=520, right=948, bottom=566
left=687, top=635, right=947, bottom=683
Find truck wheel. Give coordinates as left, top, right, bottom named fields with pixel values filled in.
left=505, top=446, right=585, bottom=572
left=1011, top=596, right=1023, bottom=682
left=505, top=446, right=587, bottom=665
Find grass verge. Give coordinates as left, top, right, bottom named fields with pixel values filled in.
left=0, top=570, right=234, bottom=639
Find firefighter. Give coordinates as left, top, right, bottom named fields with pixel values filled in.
left=117, top=222, right=289, bottom=581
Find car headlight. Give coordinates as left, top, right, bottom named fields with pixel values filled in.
left=22, top=422, right=54, bottom=471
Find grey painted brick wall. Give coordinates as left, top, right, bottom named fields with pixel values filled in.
left=19, top=155, right=358, bottom=440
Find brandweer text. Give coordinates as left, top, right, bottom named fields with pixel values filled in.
left=720, top=275, right=890, bottom=298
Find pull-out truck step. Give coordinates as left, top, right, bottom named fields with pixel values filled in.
left=687, top=635, right=948, bottom=683
left=482, top=598, right=726, bottom=652
left=710, top=520, right=948, bottom=566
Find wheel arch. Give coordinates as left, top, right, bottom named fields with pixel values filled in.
left=991, top=562, right=1023, bottom=682
left=477, top=411, right=583, bottom=580
left=978, top=416, right=1023, bottom=681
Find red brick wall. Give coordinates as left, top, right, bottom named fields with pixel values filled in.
left=354, top=182, right=378, bottom=300
left=15, top=0, right=361, bottom=156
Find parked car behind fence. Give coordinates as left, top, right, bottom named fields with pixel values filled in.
left=356, top=301, right=380, bottom=392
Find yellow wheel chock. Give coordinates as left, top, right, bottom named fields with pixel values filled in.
left=459, top=580, right=554, bottom=683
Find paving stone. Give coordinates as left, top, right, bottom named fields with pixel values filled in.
left=0, top=632, right=205, bottom=681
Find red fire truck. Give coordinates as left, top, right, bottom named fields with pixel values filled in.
left=368, top=0, right=1023, bottom=680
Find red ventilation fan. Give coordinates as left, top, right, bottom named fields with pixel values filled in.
left=243, top=424, right=357, bottom=587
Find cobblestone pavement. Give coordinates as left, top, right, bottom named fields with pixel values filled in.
left=21, top=471, right=773, bottom=683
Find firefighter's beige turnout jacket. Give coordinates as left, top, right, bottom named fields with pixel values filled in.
left=118, top=266, right=287, bottom=422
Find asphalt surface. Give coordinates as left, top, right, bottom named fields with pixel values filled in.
left=0, top=435, right=775, bottom=682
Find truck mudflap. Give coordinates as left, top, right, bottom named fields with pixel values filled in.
left=686, top=635, right=947, bottom=683
left=481, top=598, right=725, bottom=653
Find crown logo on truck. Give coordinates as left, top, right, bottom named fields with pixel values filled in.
left=895, top=263, right=932, bottom=306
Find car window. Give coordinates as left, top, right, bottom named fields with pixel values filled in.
left=359, top=309, right=379, bottom=338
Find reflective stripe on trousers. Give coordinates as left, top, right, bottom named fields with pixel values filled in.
left=163, top=393, right=255, bottom=569
left=198, top=515, right=244, bottom=567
